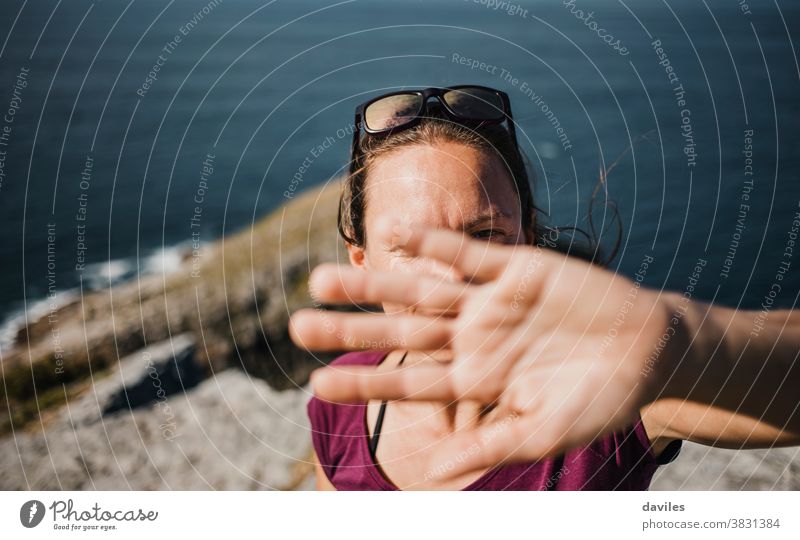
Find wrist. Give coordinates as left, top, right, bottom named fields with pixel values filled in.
left=640, top=291, right=707, bottom=403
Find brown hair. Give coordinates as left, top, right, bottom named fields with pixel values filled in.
left=337, top=112, right=614, bottom=265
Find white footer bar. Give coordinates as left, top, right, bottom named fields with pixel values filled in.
left=2, top=491, right=798, bottom=539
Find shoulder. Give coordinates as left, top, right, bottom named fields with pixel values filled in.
left=306, top=351, right=390, bottom=486
left=306, top=350, right=388, bottom=431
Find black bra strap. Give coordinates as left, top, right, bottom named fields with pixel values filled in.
left=369, top=350, right=408, bottom=458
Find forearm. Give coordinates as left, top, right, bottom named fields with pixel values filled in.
left=654, top=293, right=800, bottom=447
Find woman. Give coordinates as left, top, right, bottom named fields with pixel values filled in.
left=297, top=86, right=800, bottom=490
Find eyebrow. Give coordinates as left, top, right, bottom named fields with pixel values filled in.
left=462, top=209, right=513, bottom=231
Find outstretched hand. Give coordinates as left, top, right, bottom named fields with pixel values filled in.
left=290, top=219, right=675, bottom=478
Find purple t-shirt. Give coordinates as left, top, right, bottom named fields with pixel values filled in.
left=307, top=351, right=681, bottom=490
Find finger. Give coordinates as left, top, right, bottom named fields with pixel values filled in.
left=289, top=309, right=451, bottom=351
left=310, top=364, right=455, bottom=402
left=374, top=218, right=513, bottom=282
left=426, top=415, right=550, bottom=479
left=309, top=264, right=469, bottom=313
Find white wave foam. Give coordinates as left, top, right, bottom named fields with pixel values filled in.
left=0, top=244, right=188, bottom=351
left=0, top=288, right=80, bottom=350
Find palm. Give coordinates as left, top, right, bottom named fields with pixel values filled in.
left=443, top=250, right=667, bottom=466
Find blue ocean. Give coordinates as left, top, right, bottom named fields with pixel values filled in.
left=0, top=0, right=798, bottom=333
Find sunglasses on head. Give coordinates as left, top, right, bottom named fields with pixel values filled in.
left=349, top=85, right=517, bottom=174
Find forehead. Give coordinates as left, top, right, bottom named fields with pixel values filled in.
left=363, top=142, right=520, bottom=225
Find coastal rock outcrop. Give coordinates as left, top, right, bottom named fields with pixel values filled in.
left=1, top=180, right=345, bottom=434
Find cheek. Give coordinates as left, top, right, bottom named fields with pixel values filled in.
left=390, top=255, right=463, bottom=282
left=363, top=241, right=427, bottom=273
left=387, top=256, right=416, bottom=271
left=362, top=244, right=397, bottom=272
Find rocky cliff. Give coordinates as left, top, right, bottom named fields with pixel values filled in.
left=0, top=180, right=346, bottom=489
left=1, top=180, right=346, bottom=435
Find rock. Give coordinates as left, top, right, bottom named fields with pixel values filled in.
left=0, top=181, right=343, bottom=489
left=101, top=334, right=203, bottom=417
left=651, top=442, right=800, bottom=490
left=0, top=364, right=314, bottom=490
left=1, top=180, right=345, bottom=433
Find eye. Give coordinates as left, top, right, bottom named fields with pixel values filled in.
left=471, top=229, right=501, bottom=240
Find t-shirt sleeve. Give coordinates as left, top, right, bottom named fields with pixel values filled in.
left=632, top=414, right=682, bottom=465
left=307, top=395, right=330, bottom=468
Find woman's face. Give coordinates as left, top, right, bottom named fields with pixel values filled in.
left=347, top=141, right=530, bottom=313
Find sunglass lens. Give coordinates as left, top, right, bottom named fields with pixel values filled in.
left=443, top=88, right=505, bottom=120
left=364, top=94, right=423, bottom=131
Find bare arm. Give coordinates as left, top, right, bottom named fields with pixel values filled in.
left=643, top=296, right=800, bottom=452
